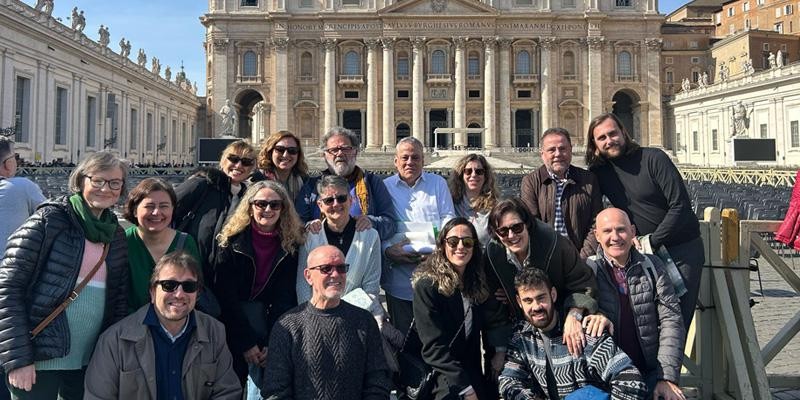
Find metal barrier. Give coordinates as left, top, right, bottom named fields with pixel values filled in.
left=680, top=168, right=796, bottom=187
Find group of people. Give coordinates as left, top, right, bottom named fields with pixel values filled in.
left=0, top=111, right=702, bottom=400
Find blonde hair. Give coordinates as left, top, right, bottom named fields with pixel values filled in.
left=219, top=140, right=256, bottom=168
left=216, top=180, right=305, bottom=253
left=448, top=154, right=500, bottom=213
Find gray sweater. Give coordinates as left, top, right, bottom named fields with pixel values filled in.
left=261, top=301, right=391, bottom=400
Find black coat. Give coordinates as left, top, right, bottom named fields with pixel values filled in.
left=0, top=196, right=128, bottom=372
left=413, top=277, right=486, bottom=400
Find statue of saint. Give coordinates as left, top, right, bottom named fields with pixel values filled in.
left=70, top=7, right=79, bottom=29
left=769, top=52, right=777, bottom=69
left=732, top=101, right=749, bottom=136
left=98, top=25, right=110, bottom=47
left=35, top=0, right=53, bottom=15
left=681, top=77, right=691, bottom=92
left=699, top=72, right=709, bottom=88
left=219, top=99, right=237, bottom=136
left=119, top=38, right=131, bottom=58
left=777, top=50, right=785, bottom=68
left=151, top=57, right=161, bottom=75
left=73, top=10, right=85, bottom=32
left=164, top=66, right=171, bottom=81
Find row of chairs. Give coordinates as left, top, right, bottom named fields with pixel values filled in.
left=685, top=180, right=791, bottom=221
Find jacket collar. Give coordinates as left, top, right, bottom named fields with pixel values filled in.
left=538, top=165, right=575, bottom=184
left=120, top=304, right=210, bottom=344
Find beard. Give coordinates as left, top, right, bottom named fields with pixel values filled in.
left=326, top=157, right=355, bottom=176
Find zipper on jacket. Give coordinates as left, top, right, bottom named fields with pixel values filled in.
left=233, top=245, right=289, bottom=300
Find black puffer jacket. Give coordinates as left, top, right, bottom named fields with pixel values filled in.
left=0, top=196, right=128, bottom=373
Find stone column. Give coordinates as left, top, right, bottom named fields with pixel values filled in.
left=323, top=39, right=337, bottom=131
left=211, top=39, right=230, bottom=136
left=644, top=38, right=663, bottom=147
left=411, top=37, right=426, bottom=143
left=366, top=39, right=380, bottom=149
left=586, top=36, right=605, bottom=127
left=539, top=37, right=556, bottom=133
left=483, top=37, right=497, bottom=149
left=453, top=37, right=466, bottom=147
left=0, top=48, right=12, bottom=128
left=381, top=37, right=396, bottom=148
left=273, top=38, right=289, bottom=131
left=498, top=38, right=512, bottom=148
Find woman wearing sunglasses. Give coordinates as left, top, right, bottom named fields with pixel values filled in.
left=174, top=140, right=256, bottom=284
left=296, top=175, right=380, bottom=303
left=482, top=198, right=598, bottom=382
left=0, top=152, right=129, bottom=399
left=213, top=180, right=305, bottom=391
left=251, top=131, right=308, bottom=201
left=448, top=154, right=501, bottom=247
left=411, top=217, right=490, bottom=400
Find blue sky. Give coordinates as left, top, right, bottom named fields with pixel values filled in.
left=32, top=0, right=688, bottom=94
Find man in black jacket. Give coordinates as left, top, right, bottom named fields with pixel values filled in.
left=586, top=113, right=703, bottom=330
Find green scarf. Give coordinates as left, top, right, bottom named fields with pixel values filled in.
left=69, top=194, right=119, bottom=244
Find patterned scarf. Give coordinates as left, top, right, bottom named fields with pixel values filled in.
left=348, top=166, right=369, bottom=215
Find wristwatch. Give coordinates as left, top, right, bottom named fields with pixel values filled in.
left=569, top=311, right=584, bottom=322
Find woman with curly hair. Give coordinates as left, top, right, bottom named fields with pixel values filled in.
left=213, top=180, right=305, bottom=389
left=411, top=217, right=490, bottom=400
left=251, top=131, right=309, bottom=201
left=448, top=154, right=500, bottom=247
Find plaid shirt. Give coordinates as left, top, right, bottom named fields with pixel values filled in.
left=548, top=169, right=569, bottom=238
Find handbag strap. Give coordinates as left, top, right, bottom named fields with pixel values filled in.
left=30, top=244, right=110, bottom=338
left=399, top=311, right=468, bottom=354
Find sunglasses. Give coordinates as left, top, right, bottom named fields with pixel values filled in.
left=319, top=194, right=349, bottom=206
left=227, top=154, right=255, bottom=167
left=445, top=236, right=476, bottom=249
left=273, top=145, right=300, bottom=155
left=463, top=168, right=485, bottom=176
left=495, top=222, right=526, bottom=238
left=308, top=263, right=349, bottom=275
left=155, top=280, right=199, bottom=293
left=251, top=199, right=283, bottom=211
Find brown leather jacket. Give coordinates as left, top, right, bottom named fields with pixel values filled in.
left=520, top=165, right=603, bottom=259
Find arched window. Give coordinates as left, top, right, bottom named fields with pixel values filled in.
left=397, top=51, right=409, bottom=77
left=516, top=50, right=531, bottom=74
left=468, top=52, right=480, bottom=77
left=396, top=123, right=410, bottom=142
left=467, top=122, right=482, bottom=148
left=617, top=51, right=632, bottom=77
left=431, top=50, right=446, bottom=74
left=563, top=51, right=575, bottom=77
left=300, top=52, right=313, bottom=78
left=243, top=51, right=257, bottom=77
left=344, top=51, right=361, bottom=75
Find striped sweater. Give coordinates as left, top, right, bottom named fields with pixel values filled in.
left=499, top=320, right=647, bottom=400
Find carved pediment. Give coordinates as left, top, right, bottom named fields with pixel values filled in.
left=380, top=0, right=499, bottom=16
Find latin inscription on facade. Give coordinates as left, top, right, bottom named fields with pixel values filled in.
left=284, top=21, right=585, bottom=33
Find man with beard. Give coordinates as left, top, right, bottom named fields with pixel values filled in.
left=585, top=113, right=703, bottom=330
left=261, top=245, right=390, bottom=399
left=295, top=127, right=396, bottom=240
left=499, top=268, right=647, bottom=400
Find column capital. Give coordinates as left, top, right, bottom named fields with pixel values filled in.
left=411, top=37, right=427, bottom=49
left=271, top=37, right=290, bottom=50
left=322, top=38, right=337, bottom=51
left=452, top=37, right=467, bottom=49
left=644, top=37, right=663, bottom=50
left=212, top=39, right=230, bottom=53
left=497, top=37, right=513, bottom=49
left=482, top=36, right=497, bottom=48
left=365, top=38, right=380, bottom=50
left=584, top=36, right=605, bottom=50
left=538, top=36, right=557, bottom=50
left=380, top=37, right=396, bottom=50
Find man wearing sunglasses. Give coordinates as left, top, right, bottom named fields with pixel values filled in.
left=520, top=128, right=602, bottom=259
left=0, top=137, right=45, bottom=255
left=85, top=251, right=241, bottom=399
left=262, top=245, right=390, bottom=399
left=295, top=127, right=396, bottom=241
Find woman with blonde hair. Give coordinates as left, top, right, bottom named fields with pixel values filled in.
left=448, top=154, right=500, bottom=247
left=252, top=131, right=309, bottom=201
left=213, top=180, right=304, bottom=390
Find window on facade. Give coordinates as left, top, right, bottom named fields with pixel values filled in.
left=691, top=56, right=700, bottom=64
left=431, top=50, right=446, bottom=74
left=468, top=90, right=481, bottom=98
left=763, top=43, right=770, bottom=51
left=300, top=0, right=313, bottom=7
left=243, top=51, right=257, bottom=77
left=760, top=123, right=768, bottom=138
left=344, top=51, right=361, bottom=75
left=397, top=51, right=409, bottom=77
left=130, top=109, right=138, bottom=150
left=342, top=0, right=359, bottom=6
left=241, top=0, right=258, bottom=6
left=676, top=132, right=682, bottom=150
left=396, top=123, right=411, bottom=141
left=786, top=4, right=793, bottom=14
left=756, top=0, right=764, bottom=4
left=689, top=41, right=698, bottom=48
left=86, top=96, right=96, bottom=147
left=563, top=0, right=575, bottom=7
left=743, top=1, right=750, bottom=11
left=55, top=87, right=67, bottom=145
left=782, top=44, right=788, bottom=51
left=300, top=52, right=313, bottom=78
left=712, top=129, right=719, bottom=151
left=746, top=19, right=751, bottom=29
left=775, top=22, right=784, bottom=33
left=563, top=51, right=576, bottom=77
left=397, top=90, right=409, bottom=98
left=14, top=77, right=31, bottom=143
left=517, top=90, right=532, bottom=98
left=665, top=70, right=674, bottom=83
left=617, top=51, right=633, bottom=77
left=665, top=56, right=674, bottom=64
left=692, top=70, right=700, bottom=82
left=616, top=0, right=631, bottom=6
left=344, top=91, right=359, bottom=99
left=692, top=131, right=699, bottom=151
left=792, top=121, right=800, bottom=147
left=516, top=50, right=531, bottom=74
left=468, top=52, right=480, bottom=77
left=146, top=112, right=153, bottom=150
left=728, top=7, right=734, bottom=16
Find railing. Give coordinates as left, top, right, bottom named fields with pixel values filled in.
left=680, top=167, right=796, bottom=187
left=561, top=74, right=577, bottom=81
left=297, top=75, right=314, bottom=82
left=426, top=73, right=452, bottom=84
left=616, top=74, right=637, bottom=82
left=396, top=75, right=410, bottom=81
left=337, top=75, right=364, bottom=84
left=467, top=74, right=481, bottom=80
left=236, top=75, right=260, bottom=83
left=512, top=74, right=539, bottom=85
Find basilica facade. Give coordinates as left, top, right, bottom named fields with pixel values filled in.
left=203, top=0, right=664, bottom=150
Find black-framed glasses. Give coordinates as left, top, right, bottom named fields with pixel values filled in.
left=251, top=199, right=283, bottom=211
left=324, top=146, right=355, bottom=156
left=445, top=236, right=476, bottom=249
left=308, top=263, right=349, bottom=275
left=463, top=168, right=485, bottom=176
left=155, top=280, right=200, bottom=293
left=495, top=222, right=526, bottom=238
left=273, top=145, right=300, bottom=155
left=1, top=155, right=15, bottom=164
left=226, top=154, right=255, bottom=167
left=86, top=176, right=124, bottom=190
left=319, top=194, right=349, bottom=206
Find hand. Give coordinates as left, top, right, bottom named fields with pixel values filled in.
left=354, top=215, right=372, bottom=231
left=385, top=240, right=423, bottom=264
left=494, top=288, right=509, bottom=305
left=305, top=219, right=322, bottom=234
left=653, top=380, right=685, bottom=400
left=8, top=365, right=36, bottom=391
left=562, top=310, right=586, bottom=357
left=463, top=392, right=479, bottom=400
left=243, top=345, right=268, bottom=367
left=583, top=314, right=614, bottom=337
left=632, top=236, right=643, bottom=251
left=490, top=351, right=506, bottom=381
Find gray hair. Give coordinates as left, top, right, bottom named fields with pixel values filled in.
left=320, top=126, right=361, bottom=150
left=68, top=151, right=129, bottom=194
left=0, top=137, right=13, bottom=161
left=396, top=136, right=423, bottom=153
left=316, top=175, right=349, bottom=195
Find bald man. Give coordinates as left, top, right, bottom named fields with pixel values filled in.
left=588, top=208, right=686, bottom=400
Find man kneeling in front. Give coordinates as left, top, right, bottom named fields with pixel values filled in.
left=85, top=251, right=241, bottom=399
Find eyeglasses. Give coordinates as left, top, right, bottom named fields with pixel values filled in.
left=2, top=155, right=15, bottom=164
left=86, top=176, right=124, bottom=190
left=445, top=236, right=476, bottom=249
left=324, top=146, right=356, bottom=156
left=495, top=222, right=526, bottom=238
left=273, top=146, right=300, bottom=156
left=226, top=154, right=255, bottom=167
left=154, top=280, right=200, bottom=293
left=319, top=194, right=349, bottom=206
left=463, top=168, right=485, bottom=176
left=251, top=199, right=283, bottom=211
left=308, top=263, right=349, bottom=275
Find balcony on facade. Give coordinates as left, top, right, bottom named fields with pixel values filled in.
left=297, top=74, right=315, bottom=83
left=426, top=73, right=452, bottom=85
left=337, top=74, right=364, bottom=87
left=513, top=74, right=539, bottom=86
left=616, top=74, right=638, bottom=82
left=236, top=74, right=261, bottom=84
left=396, top=74, right=411, bottom=81
left=561, top=74, right=578, bottom=81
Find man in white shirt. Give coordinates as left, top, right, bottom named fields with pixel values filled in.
left=0, top=137, right=45, bottom=252
left=382, top=137, right=455, bottom=335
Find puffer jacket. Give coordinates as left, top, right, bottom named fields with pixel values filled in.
left=0, top=196, right=128, bottom=373
left=588, top=248, right=685, bottom=383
